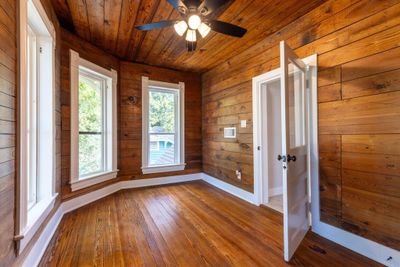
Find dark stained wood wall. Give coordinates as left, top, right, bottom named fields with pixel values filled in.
left=0, top=0, right=17, bottom=265
left=60, top=30, right=202, bottom=200
left=60, top=29, right=121, bottom=200
left=0, top=0, right=62, bottom=265
left=118, top=62, right=202, bottom=180
left=202, top=0, right=400, bottom=249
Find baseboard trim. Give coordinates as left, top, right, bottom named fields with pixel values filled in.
left=201, top=173, right=257, bottom=204
left=268, top=187, right=282, bottom=197
left=313, top=221, right=400, bottom=266
left=23, top=207, right=63, bottom=267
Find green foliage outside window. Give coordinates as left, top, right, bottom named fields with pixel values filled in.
left=149, top=91, right=175, bottom=133
left=78, top=79, right=103, bottom=177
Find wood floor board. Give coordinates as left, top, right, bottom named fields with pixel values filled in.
left=40, top=181, right=381, bottom=267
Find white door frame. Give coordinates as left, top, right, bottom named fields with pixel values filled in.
left=252, top=68, right=281, bottom=205
left=253, top=53, right=399, bottom=266
left=252, top=54, right=315, bottom=207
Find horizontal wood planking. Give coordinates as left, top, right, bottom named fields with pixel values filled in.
left=342, top=186, right=400, bottom=249
left=342, top=68, right=400, bottom=99
left=0, top=0, right=17, bottom=265
left=202, top=0, right=400, bottom=249
left=318, top=91, right=400, bottom=134
left=319, top=135, right=342, bottom=226
left=60, top=30, right=121, bottom=200
left=60, top=32, right=202, bottom=200
left=118, top=62, right=202, bottom=179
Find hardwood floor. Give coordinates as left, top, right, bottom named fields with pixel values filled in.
left=40, top=181, right=381, bottom=267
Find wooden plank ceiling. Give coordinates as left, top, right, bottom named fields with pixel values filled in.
left=51, top=0, right=326, bottom=72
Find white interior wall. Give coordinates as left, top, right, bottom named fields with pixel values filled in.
left=265, top=79, right=282, bottom=196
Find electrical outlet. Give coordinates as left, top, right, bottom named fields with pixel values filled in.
left=235, top=170, right=242, bottom=180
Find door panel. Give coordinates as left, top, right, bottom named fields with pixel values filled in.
left=280, top=40, right=310, bottom=262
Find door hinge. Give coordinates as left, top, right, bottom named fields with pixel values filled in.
left=40, top=47, right=43, bottom=53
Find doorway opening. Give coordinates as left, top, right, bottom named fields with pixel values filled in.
left=253, top=43, right=317, bottom=261
left=260, top=77, right=283, bottom=213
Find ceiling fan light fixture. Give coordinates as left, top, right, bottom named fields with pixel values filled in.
left=188, top=14, right=201, bottom=29
left=198, top=22, right=211, bottom=38
left=174, top=21, right=188, bottom=36
left=186, top=29, right=197, bottom=42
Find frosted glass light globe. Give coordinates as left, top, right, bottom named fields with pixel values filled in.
left=188, top=15, right=201, bottom=30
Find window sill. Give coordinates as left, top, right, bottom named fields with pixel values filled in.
left=19, top=194, right=58, bottom=253
left=70, top=170, right=119, bottom=192
left=142, top=164, right=186, bottom=174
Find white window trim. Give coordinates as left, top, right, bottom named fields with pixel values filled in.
left=17, top=0, right=57, bottom=254
left=141, top=77, right=185, bottom=174
left=70, top=50, right=118, bottom=191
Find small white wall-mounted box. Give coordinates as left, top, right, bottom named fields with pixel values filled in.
left=240, top=120, right=247, bottom=128
left=224, top=127, right=236, bottom=138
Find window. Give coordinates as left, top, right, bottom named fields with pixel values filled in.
left=142, top=77, right=185, bottom=174
left=18, top=0, right=57, bottom=253
left=79, top=69, right=106, bottom=177
left=70, top=50, right=118, bottom=191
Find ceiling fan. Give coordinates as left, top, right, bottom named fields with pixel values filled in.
left=135, top=0, right=247, bottom=51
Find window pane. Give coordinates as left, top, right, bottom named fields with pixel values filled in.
left=78, top=70, right=105, bottom=178
left=288, top=64, right=305, bottom=149
left=149, top=134, right=175, bottom=166
left=79, top=74, right=103, bottom=132
left=27, top=26, right=38, bottom=209
left=149, top=90, right=175, bottom=133
left=79, top=134, right=103, bottom=176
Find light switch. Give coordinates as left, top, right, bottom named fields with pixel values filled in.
left=240, top=120, right=247, bottom=128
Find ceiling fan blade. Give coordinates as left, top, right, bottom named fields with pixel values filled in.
left=198, top=0, right=230, bottom=16
left=209, top=20, right=247, bottom=37
left=167, top=0, right=188, bottom=13
left=135, top=20, right=178, bottom=31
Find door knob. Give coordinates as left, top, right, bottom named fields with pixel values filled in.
left=277, top=155, right=286, bottom=162
left=287, top=154, right=296, bottom=162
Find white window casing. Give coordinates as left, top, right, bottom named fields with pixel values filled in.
left=141, top=77, right=186, bottom=174
left=17, top=0, right=57, bottom=254
left=70, top=50, right=118, bottom=191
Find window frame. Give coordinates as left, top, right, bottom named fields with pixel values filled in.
left=70, top=50, right=118, bottom=191
left=141, top=77, right=186, bottom=174
left=18, top=0, right=57, bottom=254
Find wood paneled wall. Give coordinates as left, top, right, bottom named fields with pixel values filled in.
left=60, top=30, right=202, bottom=200
left=60, top=29, right=121, bottom=200
left=0, top=1, right=17, bottom=265
left=202, top=0, right=400, bottom=249
left=118, top=62, right=202, bottom=179
left=0, top=0, right=62, bottom=265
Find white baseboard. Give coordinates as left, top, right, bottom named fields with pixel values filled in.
left=313, top=222, right=400, bottom=267
left=23, top=206, right=63, bottom=267
left=268, top=187, right=282, bottom=197
left=201, top=173, right=257, bottom=204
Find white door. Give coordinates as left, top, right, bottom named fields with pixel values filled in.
left=279, top=41, right=309, bottom=261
